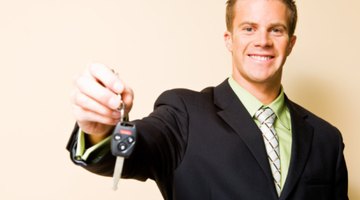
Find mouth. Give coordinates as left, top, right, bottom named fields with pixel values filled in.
left=248, top=54, right=275, bottom=62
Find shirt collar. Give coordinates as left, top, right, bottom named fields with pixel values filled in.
left=228, top=77, right=290, bottom=130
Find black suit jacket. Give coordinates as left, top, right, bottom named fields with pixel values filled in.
left=67, top=79, right=348, bottom=200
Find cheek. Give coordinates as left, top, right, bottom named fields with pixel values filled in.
left=276, top=39, right=292, bottom=55
left=232, top=39, right=248, bottom=55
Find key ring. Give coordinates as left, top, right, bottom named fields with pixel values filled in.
left=117, top=94, right=125, bottom=121
left=112, top=69, right=127, bottom=122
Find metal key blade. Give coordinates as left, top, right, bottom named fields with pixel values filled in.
left=112, top=156, right=124, bottom=190
left=112, top=92, right=126, bottom=191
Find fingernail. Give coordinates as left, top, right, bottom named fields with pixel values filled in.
left=113, top=81, right=123, bottom=93
left=109, top=96, right=120, bottom=109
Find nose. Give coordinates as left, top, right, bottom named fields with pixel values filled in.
left=254, top=30, right=273, bottom=48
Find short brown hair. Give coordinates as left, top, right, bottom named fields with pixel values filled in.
left=225, top=0, right=298, bottom=37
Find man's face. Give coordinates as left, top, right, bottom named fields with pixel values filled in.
left=225, top=0, right=296, bottom=88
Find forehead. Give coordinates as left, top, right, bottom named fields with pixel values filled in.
left=233, top=0, right=290, bottom=26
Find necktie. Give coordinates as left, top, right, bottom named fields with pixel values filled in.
left=255, top=107, right=281, bottom=196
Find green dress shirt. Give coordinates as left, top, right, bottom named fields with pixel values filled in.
left=76, top=77, right=292, bottom=188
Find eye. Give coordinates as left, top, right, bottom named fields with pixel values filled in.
left=271, top=27, right=285, bottom=36
left=272, top=28, right=280, bottom=32
left=241, top=26, right=255, bottom=34
left=243, top=27, right=254, bottom=32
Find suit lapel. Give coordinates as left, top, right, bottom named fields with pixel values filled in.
left=213, top=80, right=315, bottom=199
left=214, top=80, right=278, bottom=198
left=279, top=99, right=314, bottom=200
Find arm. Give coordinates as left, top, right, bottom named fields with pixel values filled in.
left=67, top=89, right=189, bottom=182
left=68, top=64, right=188, bottom=181
left=334, top=132, right=348, bottom=200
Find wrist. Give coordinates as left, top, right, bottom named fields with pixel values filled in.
left=85, top=129, right=113, bottom=147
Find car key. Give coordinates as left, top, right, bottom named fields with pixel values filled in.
left=111, top=96, right=136, bottom=190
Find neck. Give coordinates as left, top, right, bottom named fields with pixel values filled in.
left=232, top=75, right=282, bottom=105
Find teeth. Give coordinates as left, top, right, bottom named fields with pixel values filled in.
left=249, top=55, right=272, bottom=61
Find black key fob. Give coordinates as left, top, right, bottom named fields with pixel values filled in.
left=111, top=121, right=136, bottom=158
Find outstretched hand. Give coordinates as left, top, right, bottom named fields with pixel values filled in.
left=71, top=63, right=134, bottom=143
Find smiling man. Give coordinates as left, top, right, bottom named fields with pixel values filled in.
left=67, top=0, right=348, bottom=199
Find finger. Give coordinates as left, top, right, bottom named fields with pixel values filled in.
left=72, top=89, right=121, bottom=119
left=73, top=105, right=119, bottom=125
left=76, top=73, right=121, bottom=110
left=89, top=63, right=124, bottom=94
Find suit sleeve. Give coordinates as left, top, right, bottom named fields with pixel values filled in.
left=66, top=89, right=189, bottom=182
left=334, top=132, right=348, bottom=200
left=122, top=89, right=189, bottom=181
left=66, top=123, right=117, bottom=177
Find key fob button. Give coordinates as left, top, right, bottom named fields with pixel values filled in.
left=128, top=136, right=134, bottom=143
left=118, top=142, right=128, bottom=151
left=114, top=134, right=121, bottom=141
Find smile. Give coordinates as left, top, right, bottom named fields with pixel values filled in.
left=248, top=54, right=274, bottom=61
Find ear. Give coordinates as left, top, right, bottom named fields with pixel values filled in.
left=287, top=35, right=297, bottom=56
left=224, top=31, right=233, bottom=52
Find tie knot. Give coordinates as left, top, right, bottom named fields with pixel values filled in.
left=255, top=107, right=276, bottom=126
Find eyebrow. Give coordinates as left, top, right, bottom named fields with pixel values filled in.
left=269, top=23, right=288, bottom=30
left=238, top=21, right=257, bottom=27
left=238, top=21, right=288, bottom=30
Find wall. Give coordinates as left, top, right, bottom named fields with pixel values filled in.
left=0, top=0, right=359, bottom=199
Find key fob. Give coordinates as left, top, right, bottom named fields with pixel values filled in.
left=111, top=121, right=136, bottom=158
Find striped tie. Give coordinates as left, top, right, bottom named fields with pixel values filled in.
left=255, top=107, right=281, bottom=196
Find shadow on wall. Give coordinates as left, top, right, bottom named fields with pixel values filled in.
left=349, top=184, right=360, bottom=199
left=349, top=185, right=359, bottom=200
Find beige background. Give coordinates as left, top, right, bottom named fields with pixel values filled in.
left=0, top=0, right=359, bottom=199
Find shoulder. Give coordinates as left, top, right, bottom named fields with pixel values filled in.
left=154, top=87, right=215, bottom=108
left=154, top=79, right=232, bottom=108
left=287, top=99, right=343, bottom=140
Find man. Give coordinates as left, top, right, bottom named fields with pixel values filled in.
left=67, top=0, right=348, bottom=199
